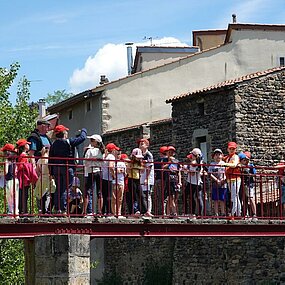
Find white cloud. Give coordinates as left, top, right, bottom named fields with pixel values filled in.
left=69, top=37, right=188, bottom=93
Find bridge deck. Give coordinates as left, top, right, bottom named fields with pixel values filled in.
left=1, top=217, right=285, bottom=238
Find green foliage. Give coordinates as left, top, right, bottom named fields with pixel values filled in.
left=0, top=63, right=38, bottom=284
left=44, top=89, right=73, bottom=106
left=0, top=64, right=38, bottom=146
left=0, top=239, right=25, bottom=285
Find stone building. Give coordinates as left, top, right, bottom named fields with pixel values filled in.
left=48, top=24, right=285, bottom=138
left=166, top=66, right=285, bottom=165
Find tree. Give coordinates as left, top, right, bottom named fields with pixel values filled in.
left=45, top=89, right=73, bottom=106
left=0, top=62, right=38, bottom=284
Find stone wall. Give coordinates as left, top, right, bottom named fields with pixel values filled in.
left=149, top=119, right=172, bottom=160
left=102, top=119, right=172, bottom=160
left=30, top=234, right=90, bottom=285
left=235, top=71, right=285, bottom=165
left=171, top=89, right=236, bottom=162
left=99, top=236, right=285, bottom=284
left=102, top=125, right=143, bottom=156
left=171, top=70, right=285, bottom=165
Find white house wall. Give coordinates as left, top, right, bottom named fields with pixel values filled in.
left=104, top=29, right=285, bottom=131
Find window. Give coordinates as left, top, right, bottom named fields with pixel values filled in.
left=86, top=101, right=91, bottom=112
left=195, top=136, right=207, bottom=163
left=68, top=109, right=73, bottom=120
left=280, top=57, right=285, bottom=66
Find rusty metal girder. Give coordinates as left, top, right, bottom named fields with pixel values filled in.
left=1, top=222, right=285, bottom=238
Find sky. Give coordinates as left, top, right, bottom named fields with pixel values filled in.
left=1, top=0, right=285, bottom=103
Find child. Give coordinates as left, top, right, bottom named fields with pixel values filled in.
left=35, top=147, right=56, bottom=214
left=183, top=148, right=204, bottom=217
left=84, top=134, right=104, bottom=216
left=239, top=152, right=257, bottom=220
left=127, top=148, right=147, bottom=216
left=275, top=160, right=285, bottom=216
left=67, top=177, right=83, bottom=215
left=208, top=149, right=227, bottom=217
left=164, top=146, right=181, bottom=217
left=111, top=153, right=127, bottom=217
left=224, top=142, right=241, bottom=218
left=1, top=144, right=19, bottom=217
left=16, top=139, right=38, bottom=215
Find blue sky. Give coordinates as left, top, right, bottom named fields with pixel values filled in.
left=1, top=0, right=285, bottom=103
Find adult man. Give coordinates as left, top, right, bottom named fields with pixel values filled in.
left=49, top=125, right=87, bottom=214
left=28, top=119, right=52, bottom=157
left=27, top=119, right=52, bottom=213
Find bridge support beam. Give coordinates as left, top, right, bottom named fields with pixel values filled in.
left=25, top=234, right=90, bottom=285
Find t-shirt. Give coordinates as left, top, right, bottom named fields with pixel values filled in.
left=140, top=150, right=154, bottom=186
left=185, top=164, right=202, bottom=185
left=102, top=153, right=115, bottom=181
left=208, top=161, right=227, bottom=188
left=84, top=146, right=103, bottom=176
left=112, top=161, right=126, bottom=185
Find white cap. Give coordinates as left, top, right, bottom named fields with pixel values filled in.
left=131, top=148, right=144, bottom=159
left=87, top=134, right=102, bottom=143
left=191, top=148, right=202, bottom=156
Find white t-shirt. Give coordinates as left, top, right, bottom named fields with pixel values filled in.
left=208, top=161, right=227, bottom=188
left=112, top=161, right=126, bottom=186
left=102, top=153, right=115, bottom=181
left=185, top=164, right=202, bottom=185
left=140, top=150, right=154, bottom=186
left=84, top=146, right=103, bottom=177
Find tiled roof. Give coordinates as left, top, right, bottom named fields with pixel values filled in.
left=166, top=66, right=285, bottom=103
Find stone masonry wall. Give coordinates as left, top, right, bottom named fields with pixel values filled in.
left=101, top=237, right=285, bottom=284
left=171, top=89, right=236, bottom=161
left=102, top=120, right=172, bottom=160
left=149, top=119, right=172, bottom=160
left=234, top=71, right=285, bottom=166
left=102, top=126, right=143, bottom=156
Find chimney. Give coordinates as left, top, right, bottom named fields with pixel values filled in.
left=38, top=98, right=46, bottom=118
left=232, top=14, right=237, bottom=23
left=99, top=75, right=109, bottom=85
left=125, top=42, right=133, bottom=75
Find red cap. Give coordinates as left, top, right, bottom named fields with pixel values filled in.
left=54, top=124, right=69, bottom=133
left=0, top=143, right=15, bottom=152
left=16, top=139, right=31, bottom=147
left=106, top=143, right=120, bottom=151
left=120, top=153, right=128, bottom=160
left=167, top=146, right=176, bottom=151
left=228, top=142, right=237, bottom=149
left=244, top=151, right=251, bottom=159
left=159, top=146, right=168, bottom=154
left=187, top=153, right=194, bottom=160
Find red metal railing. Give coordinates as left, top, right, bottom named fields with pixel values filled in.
left=0, top=156, right=284, bottom=220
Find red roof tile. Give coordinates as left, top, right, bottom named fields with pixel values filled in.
left=166, top=66, right=285, bottom=103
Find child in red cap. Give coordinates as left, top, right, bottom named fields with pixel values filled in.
left=224, top=142, right=241, bottom=218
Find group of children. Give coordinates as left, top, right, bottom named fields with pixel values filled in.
left=1, top=134, right=280, bottom=219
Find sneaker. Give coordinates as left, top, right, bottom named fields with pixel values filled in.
left=117, top=215, right=126, bottom=219
left=134, top=211, right=141, bottom=216
left=252, top=215, right=258, bottom=222
left=144, top=212, right=154, bottom=217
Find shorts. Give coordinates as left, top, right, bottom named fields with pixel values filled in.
left=211, top=186, right=227, bottom=201
left=244, top=184, right=255, bottom=198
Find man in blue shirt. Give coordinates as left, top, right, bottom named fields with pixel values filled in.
left=28, top=119, right=52, bottom=159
